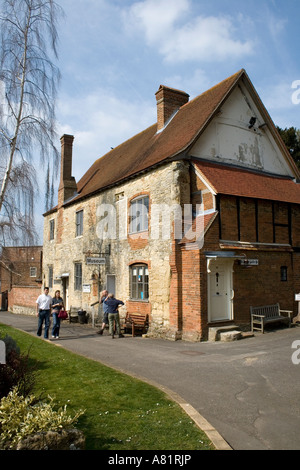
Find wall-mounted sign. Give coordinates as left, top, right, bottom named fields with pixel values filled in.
left=83, top=284, right=91, bottom=293
left=86, top=257, right=106, bottom=265
left=240, top=259, right=259, bottom=266
left=295, top=294, right=300, bottom=302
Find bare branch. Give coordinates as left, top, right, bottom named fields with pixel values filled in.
left=0, top=0, right=63, bottom=246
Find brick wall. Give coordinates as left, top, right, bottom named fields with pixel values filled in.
left=176, top=191, right=300, bottom=340
left=0, top=246, right=42, bottom=293
left=209, top=195, right=297, bottom=333
left=180, top=247, right=202, bottom=341
left=43, top=153, right=300, bottom=341
left=8, top=285, right=41, bottom=315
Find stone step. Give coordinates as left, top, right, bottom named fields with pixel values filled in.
left=219, top=330, right=242, bottom=342
left=208, top=325, right=241, bottom=342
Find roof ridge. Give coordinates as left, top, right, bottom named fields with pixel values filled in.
left=54, top=69, right=265, bottom=209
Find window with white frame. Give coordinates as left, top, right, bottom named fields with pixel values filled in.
left=130, top=264, right=149, bottom=300
left=30, top=267, right=37, bottom=278
left=129, top=196, right=149, bottom=233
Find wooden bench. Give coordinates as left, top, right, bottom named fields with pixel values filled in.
left=250, top=303, right=292, bottom=333
left=124, top=313, right=149, bottom=337
left=68, top=306, right=80, bottom=323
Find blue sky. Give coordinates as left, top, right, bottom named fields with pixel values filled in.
left=36, top=0, right=300, bottom=234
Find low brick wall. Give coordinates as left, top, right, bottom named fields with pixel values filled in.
left=8, top=286, right=41, bottom=315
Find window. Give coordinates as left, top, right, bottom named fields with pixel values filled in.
left=74, top=263, right=82, bottom=290
left=129, top=196, right=149, bottom=233
left=50, top=219, right=55, bottom=240
left=281, top=266, right=288, bottom=282
left=30, top=267, right=37, bottom=278
left=130, top=264, right=149, bottom=300
left=76, top=210, right=83, bottom=237
left=48, top=266, right=53, bottom=288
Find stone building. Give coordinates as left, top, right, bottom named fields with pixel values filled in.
left=43, top=69, right=300, bottom=341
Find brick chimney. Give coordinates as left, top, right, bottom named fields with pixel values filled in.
left=58, top=134, right=77, bottom=207
left=155, top=85, right=189, bottom=132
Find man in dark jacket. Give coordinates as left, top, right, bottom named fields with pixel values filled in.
left=104, top=294, right=124, bottom=339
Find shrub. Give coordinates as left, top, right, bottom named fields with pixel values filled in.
left=0, top=333, right=20, bottom=358
left=0, top=333, right=36, bottom=399
left=0, top=388, right=84, bottom=450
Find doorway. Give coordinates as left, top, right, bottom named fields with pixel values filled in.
left=62, top=277, right=69, bottom=311
left=106, top=274, right=116, bottom=296
left=208, top=258, right=234, bottom=322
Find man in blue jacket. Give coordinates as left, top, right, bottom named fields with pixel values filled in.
left=104, top=294, right=124, bottom=339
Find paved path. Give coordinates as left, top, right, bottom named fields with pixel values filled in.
left=1, top=311, right=300, bottom=450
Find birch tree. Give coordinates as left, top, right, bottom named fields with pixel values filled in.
left=0, top=0, right=62, bottom=245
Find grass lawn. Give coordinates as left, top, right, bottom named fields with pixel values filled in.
left=0, top=324, right=215, bottom=451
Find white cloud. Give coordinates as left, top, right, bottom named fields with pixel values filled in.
left=124, top=0, right=254, bottom=63
left=57, top=89, right=156, bottom=181
left=127, top=0, right=190, bottom=43
left=163, top=15, right=253, bottom=63
left=257, top=79, right=300, bottom=128
left=261, top=81, right=295, bottom=111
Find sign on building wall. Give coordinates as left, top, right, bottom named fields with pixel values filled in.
left=86, top=257, right=106, bottom=265
left=240, top=259, right=259, bottom=266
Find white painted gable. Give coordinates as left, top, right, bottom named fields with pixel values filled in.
left=189, top=82, right=294, bottom=178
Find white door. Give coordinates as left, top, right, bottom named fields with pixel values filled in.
left=208, top=258, right=234, bottom=322
left=62, top=277, right=69, bottom=310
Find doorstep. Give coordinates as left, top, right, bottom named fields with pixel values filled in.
left=208, top=325, right=241, bottom=342
left=208, top=325, right=254, bottom=341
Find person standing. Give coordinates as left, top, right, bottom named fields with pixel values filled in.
left=104, top=294, right=124, bottom=339
left=51, top=290, right=64, bottom=339
left=96, top=290, right=109, bottom=335
left=36, top=287, right=52, bottom=339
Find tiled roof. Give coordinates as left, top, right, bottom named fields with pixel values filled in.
left=179, top=211, right=218, bottom=245
left=52, top=68, right=299, bottom=212
left=194, top=160, right=300, bottom=204
left=69, top=70, right=245, bottom=205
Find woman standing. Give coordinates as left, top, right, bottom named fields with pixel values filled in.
left=51, top=290, right=64, bottom=339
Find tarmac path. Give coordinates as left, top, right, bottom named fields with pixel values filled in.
left=1, top=311, right=300, bottom=450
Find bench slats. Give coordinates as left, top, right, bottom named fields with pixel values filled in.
left=125, top=313, right=149, bottom=337
left=250, top=303, right=292, bottom=333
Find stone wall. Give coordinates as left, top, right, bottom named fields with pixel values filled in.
left=14, top=429, right=85, bottom=451
left=43, top=161, right=191, bottom=336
